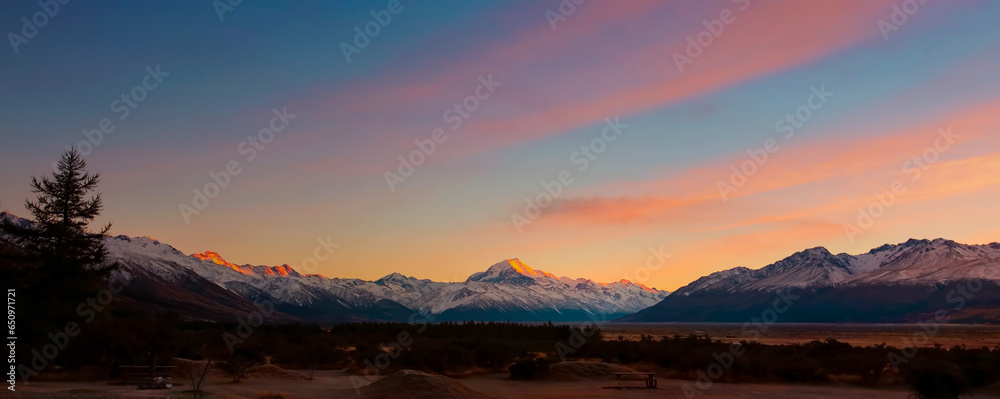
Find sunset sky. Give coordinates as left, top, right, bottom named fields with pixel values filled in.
left=2, top=0, right=999, bottom=291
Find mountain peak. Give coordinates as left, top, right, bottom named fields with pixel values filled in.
left=256, top=264, right=297, bottom=277
left=614, top=279, right=658, bottom=293
left=466, top=258, right=559, bottom=284
left=193, top=251, right=252, bottom=274
left=377, top=272, right=414, bottom=284
left=0, top=212, right=32, bottom=229
left=798, top=246, right=833, bottom=257
left=193, top=251, right=300, bottom=277
left=382, top=272, right=408, bottom=279
left=504, top=258, right=558, bottom=279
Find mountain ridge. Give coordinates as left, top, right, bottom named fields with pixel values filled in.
left=621, top=238, right=1000, bottom=323
left=19, top=212, right=666, bottom=323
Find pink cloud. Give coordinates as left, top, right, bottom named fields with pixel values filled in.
left=535, top=97, right=1000, bottom=229
left=300, top=0, right=901, bottom=174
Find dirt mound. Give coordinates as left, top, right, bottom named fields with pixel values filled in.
left=547, top=362, right=635, bottom=381
left=359, top=370, right=492, bottom=399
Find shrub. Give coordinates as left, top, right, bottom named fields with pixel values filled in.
left=906, top=359, right=971, bottom=399
left=508, top=357, right=549, bottom=380
left=218, top=348, right=263, bottom=383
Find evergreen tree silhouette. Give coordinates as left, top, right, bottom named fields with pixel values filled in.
left=1, top=148, right=117, bottom=347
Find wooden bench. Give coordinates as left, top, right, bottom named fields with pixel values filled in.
left=611, top=372, right=657, bottom=388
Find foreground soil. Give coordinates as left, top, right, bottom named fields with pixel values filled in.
left=10, top=369, right=1000, bottom=399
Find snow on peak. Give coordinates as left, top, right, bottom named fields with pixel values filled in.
left=378, top=272, right=410, bottom=281
left=376, top=272, right=428, bottom=286
left=256, top=264, right=297, bottom=277
left=466, top=258, right=561, bottom=285
left=674, top=238, right=1000, bottom=297
left=463, top=258, right=666, bottom=295
left=193, top=251, right=253, bottom=275
left=192, top=251, right=299, bottom=277
left=505, top=258, right=559, bottom=279
left=613, top=279, right=658, bottom=293
left=801, top=246, right=833, bottom=256
left=0, top=212, right=34, bottom=229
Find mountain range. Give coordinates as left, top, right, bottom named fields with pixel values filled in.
left=6, top=212, right=1000, bottom=324
left=90, top=220, right=667, bottom=323
left=621, top=238, right=1000, bottom=323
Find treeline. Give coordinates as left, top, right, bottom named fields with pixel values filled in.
left=574, top=334, right=999, bottom=399
left=334, top=321, right=582, bottom=373
left=16, top=312, right=586, bottom=375
left=14, top=312, right=590, bottom=383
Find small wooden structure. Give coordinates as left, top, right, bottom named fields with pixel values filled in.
left=611, top=372, right=658, bottom=389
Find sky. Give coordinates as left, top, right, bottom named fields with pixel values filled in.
left=1, top=0, right=999, bottom=291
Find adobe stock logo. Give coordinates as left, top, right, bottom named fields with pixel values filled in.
left=843, top=127, right=957, bottom=242
left=877, top=0, right=929, bottom=41
left=544, top=0, right=586, bottom=31
left=340, top=0, right=411, bottom=64
left=717, top=85, right=833, bottom=201
left=384, top=74, right=502, bottom=192
left=511, top=117, right=628, bottom=233
left=45, top=64, right=170, bottom=178
left=671, top=0, right=750, bottom=73
left=7, top=0, right=71, bottom=54
left=179, top=107, right=296, bottom=224
left=213, top=0, right=245, bottom=21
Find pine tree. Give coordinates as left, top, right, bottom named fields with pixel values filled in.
left=1, top=149, right=117, bottom=346
left=2, top=148, right=112, bottom=270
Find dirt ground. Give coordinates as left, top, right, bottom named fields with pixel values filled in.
left=10, top=370, right=1000, bottom=399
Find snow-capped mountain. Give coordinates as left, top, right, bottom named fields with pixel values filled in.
left=622, top=238, right=1000, bottom=323
left=102, top=235, right=420, bottom=322
left=670, top=239, right=1000, bottom=297
left=843, top=239, right=1000, bottom=285
left=411, top=259, right=667, bottom=321
left=100, top=235, right=300, bottom=322
left=90, top=224, right=668, bottom=322
left=0, top=211, right=297, bottom=323
left=671, top=246, right=881, bottom=296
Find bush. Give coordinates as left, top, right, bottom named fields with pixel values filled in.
left=508, top=357, right=549, bottom=380
left=906, top=359, right=971, bottom=399
left=218, top=348, right=263, bottom=383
